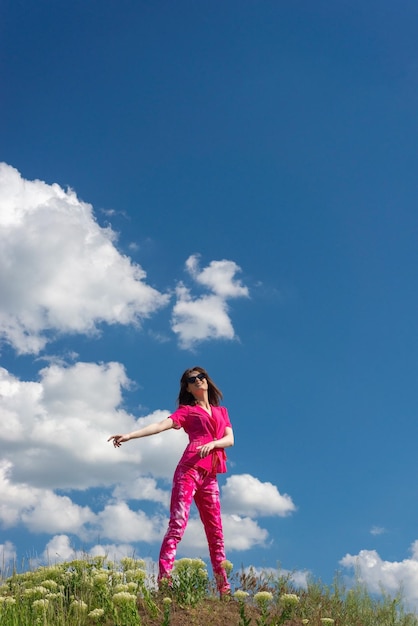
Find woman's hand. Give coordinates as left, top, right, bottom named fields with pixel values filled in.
left=197, top=441, right=216, bottom=457
left=108, top=434, right=130, bottom=448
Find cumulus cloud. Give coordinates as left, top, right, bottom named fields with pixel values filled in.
left=172, top=512, right=269, bottom=555
left=223, top=514, right=269, bottom=550
left=0, top=163, right=169, bottom=354
left=171, top=254, right=249, bottom=349
left=112, top=476, right=170, bottom=507
left=239, top=564, right=309, bottom=589
left=103, top=511, right=270, bottom=558
left=89, top=542, right=153, bottom=566
left=340, top=543, right=418, bottom=610
left=221, top=474, right=296, bottom=517
left=0, top=459, right=95, bottom=534
left=172, top=288, right=235, bottom=348
left=21, top=491, right=95, bottom=535
left=97, top=501, right=164, bottom=543
left=185, top=255, right=249, bottom=298
left=0, top=540, right=16, bottom=570
left=42, top=535, right=77, bottom=563
left=0, top=363, right=185, bottom=490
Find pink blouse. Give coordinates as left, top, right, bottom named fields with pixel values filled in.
left=170, top=404, right=232, bottom=474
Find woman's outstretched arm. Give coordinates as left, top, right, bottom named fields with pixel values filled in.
left=108, top=417, right=174, bottom=447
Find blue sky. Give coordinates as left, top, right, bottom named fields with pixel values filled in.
left=1, top=0, right=418, bottom=609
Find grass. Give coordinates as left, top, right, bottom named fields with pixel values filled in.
left=0, top=555, right=417, bottom=626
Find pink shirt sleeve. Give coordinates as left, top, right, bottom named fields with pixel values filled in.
left=170, top=405, right=190, bottom=430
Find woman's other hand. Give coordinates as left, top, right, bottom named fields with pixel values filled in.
left=197, top=441, right=216, bottom=457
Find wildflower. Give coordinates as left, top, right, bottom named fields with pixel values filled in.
left=91, top=556, right=107, bottom=569
left=45, top=592, right=64, bottom=604
left=70, top=599, right=88, bottom=613
left=24, top=586, right=49, bottom=597
left=93, top=571, right=109, bottom=585
left=127, top=582, right=138, bottom=593
left=125, top=568, right=146, bottom=583
left=120, top=557, right=137, bottom=571
left=254, top=591, right=273, bottom=605
left=32, top=598, right=49, bottom=611
left=0, top=596, right=16, bottom=605
left=281, top=592, right=300, bottom=605
left=302, top=621, right=309, bottom=625
left=234, top=590, right=250, bottom=600
left=113, top=583, right=130, bottom=593
left=88, top=607, right=105, bottom=619
left=321, top=619, right=335, bottom=625
left=112, top=591, right=137, bottom=605
left=40, top=579, right=58, bottom=590
left=221, top=559, right=233, bottom=575
left=162, top=596, right=172, bottom=626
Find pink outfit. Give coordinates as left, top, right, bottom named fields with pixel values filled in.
left=158, top=405, right=232, bottom=593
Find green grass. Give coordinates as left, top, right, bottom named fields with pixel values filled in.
left=0, top=555, right=417, bottom=625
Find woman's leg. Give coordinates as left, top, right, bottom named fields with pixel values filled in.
left=194, top=475, right=230, bottom=594
left=158, top=467, right=199, bottom=584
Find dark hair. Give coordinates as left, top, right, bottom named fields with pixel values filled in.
left=177, top=366, right=223, bottom=407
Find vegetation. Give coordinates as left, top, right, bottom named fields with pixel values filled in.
left=0, top=555, right=417, bottom=626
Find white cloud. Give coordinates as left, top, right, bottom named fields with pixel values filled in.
left=156, top=511, right=269, bottom=556
left=0, top=459, right=94, bottom=534
left=221, top=474, right=296, bottom=517
left=340, top=543, right=418, bottom=610
left=172, top=287, right=235, bottom=348
left=0, top=460, right=39, bottom=527
left=112, top=476, right=170, bottom=507
left=239, top=564, right=309, bottom=589
left=186, top=255, right=249, bottom=298
left=223, top=514, right=269, bottom=551
left=0, top=163, right=169, bottom=354
left=0, top=541, right=16, bottom=571
left=97, top=501, right=164, bottom=543
left=21, top=491, right=95, bottom=534
left=89, top=542, right=150, bottom=565
left=0, top=363, right=185, bottom=490
left=42, top=535, right=79, bottom=563
left=171, top=254, right=249, bottom=349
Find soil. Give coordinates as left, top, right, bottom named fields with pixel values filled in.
left=137, top=597, right=305, bottom=626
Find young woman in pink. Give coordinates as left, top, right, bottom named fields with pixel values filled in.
left=108, top=366, right=234, bottom=596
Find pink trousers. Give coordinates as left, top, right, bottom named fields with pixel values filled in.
left=158, top=465, right=230, bottom=593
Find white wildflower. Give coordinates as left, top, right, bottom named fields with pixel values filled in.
left=234, top=590, right=250, bottom=600
left=32, top=598, right=49, bottom=611
left=112, top=591, right=137, bottom=605
left=254, top=591, right=273, bottom=607
left=281, top=593, right=299, bottom=605
left=70, top=599, right=88, bottom=612
left=88, top=607, right=105, bottom=619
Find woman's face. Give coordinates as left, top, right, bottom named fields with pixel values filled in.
left=186, top=370, right=208, bottom=395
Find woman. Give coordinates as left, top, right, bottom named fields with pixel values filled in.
left=108, top=366, right=234, bottom=596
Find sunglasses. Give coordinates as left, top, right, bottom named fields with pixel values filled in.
left=186, top=373, right=206, bottom=384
